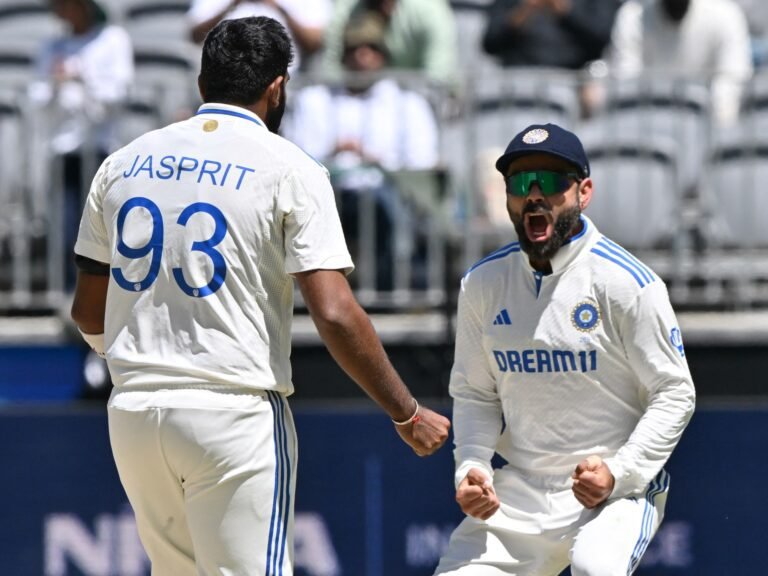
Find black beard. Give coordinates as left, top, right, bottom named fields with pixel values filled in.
left=266, top=89, right=286, bottom=134
left=511, top=203, right=582, bottom=262
left=661, top=0, right=690, bottom=22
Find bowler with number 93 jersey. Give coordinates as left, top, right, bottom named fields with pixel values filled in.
left=75, top=103, right=352, bottom=390
left=74, top=101, right=353, bottom=575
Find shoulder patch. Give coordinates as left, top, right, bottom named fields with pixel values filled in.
left=572, top=300, right=601, bottom=332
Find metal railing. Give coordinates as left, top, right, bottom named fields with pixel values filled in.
left=2, top=68, right=768, bottom=313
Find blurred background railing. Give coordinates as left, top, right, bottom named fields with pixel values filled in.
left=0, top=0, right=768, bottom=408
left=7, top=62, right=768, bottom=313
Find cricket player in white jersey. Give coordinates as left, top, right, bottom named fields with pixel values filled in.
left=70, top=16, right=449, bottom=576
left=433, top=123, right=695, bottom=575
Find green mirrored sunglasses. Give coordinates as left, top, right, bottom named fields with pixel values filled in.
left=505, top=170, right=581, bottom=197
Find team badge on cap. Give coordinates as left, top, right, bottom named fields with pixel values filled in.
left=571, top=300, right=601, bottom=332
left=522, top=128, right=549, bottom=144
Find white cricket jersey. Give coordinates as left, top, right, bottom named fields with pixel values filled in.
left=75, top=103, right=353, bottom=393
left=450, top=215, right=695, bottom=499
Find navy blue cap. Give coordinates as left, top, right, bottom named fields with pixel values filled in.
left=495, top=123, right=590, bottom=177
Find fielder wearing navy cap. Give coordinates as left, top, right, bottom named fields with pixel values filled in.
left=495, top=123, right=590, bottom=178
left=493, top=122, right=595, bottom=272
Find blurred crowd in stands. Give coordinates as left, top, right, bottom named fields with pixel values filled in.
left=2, top=0, right=768, bottom=310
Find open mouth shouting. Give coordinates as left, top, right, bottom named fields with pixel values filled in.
left=524, top=209, right=554, bottom=243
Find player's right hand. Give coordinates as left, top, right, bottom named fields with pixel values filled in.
left=395, top=406, right=450, bottom=457
left=456, top=468, right=500, bottom=520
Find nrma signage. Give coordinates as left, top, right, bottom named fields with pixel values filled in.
left=43, top=509, right=340, bottom=576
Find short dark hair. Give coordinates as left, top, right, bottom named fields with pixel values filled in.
left=199, top=16, right=294, bottom=106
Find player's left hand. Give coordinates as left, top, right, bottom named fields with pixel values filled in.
left=571, top=455, right=615, bottom=509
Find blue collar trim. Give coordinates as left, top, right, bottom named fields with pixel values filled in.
left=196, top=107, right=265, bottom=128
left=562, top=215, right=588, bottom=246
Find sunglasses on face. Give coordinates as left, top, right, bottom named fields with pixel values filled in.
left=505, top=170, right=582, bottom=197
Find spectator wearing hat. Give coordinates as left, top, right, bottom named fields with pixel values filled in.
left=284, top=10, right=440, bottom=289
left=30, top=0, right=133, bottom=288
left=286, top=10, right=438, bottom=172
left=321, top=0, right=458, bottom=86
left=33, top=0, right=133, bottom=153
left=432, top=123, right=695, bottom=576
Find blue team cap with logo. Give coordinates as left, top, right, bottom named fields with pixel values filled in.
left=495, top=123, right=590, bottom=178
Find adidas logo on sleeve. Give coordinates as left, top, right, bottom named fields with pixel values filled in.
left=493, top=309, right=512, bottom=326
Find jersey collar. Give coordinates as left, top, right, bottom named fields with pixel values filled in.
left=196, top=103, right=266, bottom=129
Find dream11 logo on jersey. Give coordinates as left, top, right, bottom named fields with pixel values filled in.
left=43, top=508, right=340, bottom=576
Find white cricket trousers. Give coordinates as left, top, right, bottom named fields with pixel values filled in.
left=434, top=470, right=669, bottom=576
left=107, top=386, right=297, bottom=576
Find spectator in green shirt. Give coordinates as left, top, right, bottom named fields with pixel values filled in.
left=321, top=0, right=459, bottom=86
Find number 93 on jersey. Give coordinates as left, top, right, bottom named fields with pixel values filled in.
left=111, top=197, right=229, bottom=298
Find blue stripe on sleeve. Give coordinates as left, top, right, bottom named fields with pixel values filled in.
left=466, top=242, right=520, bottom=275
left=599, top=237, right=656, bottom=283
left=595, top=241, right=653, bottom=285
left=591, top=247, right=647, bottom=287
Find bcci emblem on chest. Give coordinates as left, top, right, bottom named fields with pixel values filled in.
left=571, top=301, right=601, bottom=332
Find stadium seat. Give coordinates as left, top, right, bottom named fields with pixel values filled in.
left=470, top=66, right=581, bottom=151
left=119, top=0, right=192, bottom=44
left=131, top=39, right=199, bottom=125
left=0, top=43, right=37, bottom=91
left=0, top=2, right=63, bottom=50
left=683, top=132, right=768, bottom=306
left=444, top=66, right=581, bottom=232
left=733, top=70, right=768, bottom=135
left=593, top=77, right=711, bottom=198
left=581, top=133, right=694, bottom=294
left=114, top=97, right=164, bottom=147
left=701, top=136, right=768, bottom=248
left=583, top=135, right=681, bottom=247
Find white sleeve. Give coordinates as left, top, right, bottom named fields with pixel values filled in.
left=186, top=0, right=230, bottom=25
left=278, top=160, right=354, bottom=275
left=283, top=87, right=336, bottom=163
left=603, top=282, right=696, bottom=497
left=607, top=1, right=644, bottom=78
left=449, top=275, right=503, bottom=488
left=280, top=0, right=332, bottom=27
left=711, top=2, right=753, bottom=125
left=74, top=157, right=112, bottom=264
left=82, top=26, right=134, bottom=105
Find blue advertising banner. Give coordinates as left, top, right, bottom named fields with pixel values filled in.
left=0, top=405, right=762, bottom=575
left=0, top=346, right=84, bottom=402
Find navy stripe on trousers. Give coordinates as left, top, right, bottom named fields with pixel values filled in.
left=266, top=391, right=292, bottom=576
left=627, top=469, right=670, bottom=574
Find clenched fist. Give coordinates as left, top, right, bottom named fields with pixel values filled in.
left=456, top=468, right=500, bottom=520
left=571, top=455, right=615, bottom=509
left=395, top=406, right=450, bottom=457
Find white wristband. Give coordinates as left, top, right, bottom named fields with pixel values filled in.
left=392, top=399, right=420, bottom=426
left=78, top=328, right=106, bottom=359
